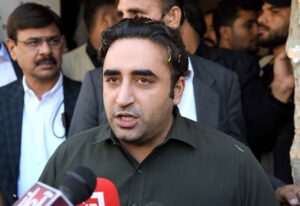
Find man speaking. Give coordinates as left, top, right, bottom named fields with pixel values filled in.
left=39, top=18, right=278, bottom=206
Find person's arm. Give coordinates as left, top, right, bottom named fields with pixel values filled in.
left=238, top=147, right=280, bottom=205
left=241, top=52, right=294, bottom=154
left=68, top=71, right=99, bottom=136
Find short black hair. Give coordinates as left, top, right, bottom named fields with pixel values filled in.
left=205, top=9, right=215, bottom=16
left=100, top=17, right=189, bottom=98
left=83, top=0, right=116, bottom=33
left=213, top=0, right=258, bottom=41
left=7, top=2, right=63, bottom=41
left=183, top=1, right=206, bottom=38
left=264, top=0, right=291, bottom=7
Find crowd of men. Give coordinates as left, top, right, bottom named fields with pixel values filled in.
left=0, top=0, right=300, bottom=205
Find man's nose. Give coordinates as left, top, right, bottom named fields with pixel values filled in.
left=116, top=82, right=135, bottom=107
left=38, top=40, right=52, bottom=55
left=257, top=13, right=267, bottom=25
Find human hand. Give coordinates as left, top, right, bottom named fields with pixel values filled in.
left=271, top=51, right=295, bottom=103
left=276, top=184, right=300, bottom=205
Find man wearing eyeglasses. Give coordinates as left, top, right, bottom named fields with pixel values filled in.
left=0, top=3, right=81, bottom=205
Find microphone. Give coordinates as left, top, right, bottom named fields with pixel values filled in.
left=13, top=166, right=96, bottom=206
left=79, top=178, right=120, bottom=206
left=59, top=166, right=96, bottom=205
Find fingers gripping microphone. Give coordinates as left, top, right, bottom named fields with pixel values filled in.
left=14, top=166, right=97, bottom=206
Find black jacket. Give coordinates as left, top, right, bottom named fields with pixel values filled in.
left=196, top=42, right=294, bottom=156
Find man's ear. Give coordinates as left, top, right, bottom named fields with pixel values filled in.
left=6, top=38, right=17, bottom=61
left=102, top=9, right=119, bottom=28
left=173, top=76, right=185, bottom=105
left=95, top=9, right=107, bottom=27
left=163, top=6, right=182, bottom=29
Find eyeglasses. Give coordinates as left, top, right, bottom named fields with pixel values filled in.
left=17, top=35, right=64, bottom=51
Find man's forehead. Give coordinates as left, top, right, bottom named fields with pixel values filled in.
left=103, top=38, right=169, bottom=73
left=106, top=38, right=167, bottom=56
left=263, top=0, right=291, bottom=8
left=262, top=2, right=289, bottom=11
left=238, top=10, right=257, bottom=19
left=117, top=0, right=162, bottom=12
left=16, top=24, right=60, bottom=39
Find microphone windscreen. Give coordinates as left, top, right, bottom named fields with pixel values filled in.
left=58, top=166, right=96, bottom=205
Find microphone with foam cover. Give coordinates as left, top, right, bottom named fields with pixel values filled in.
left=59, top=166, right=97, bottom=205
left=14, top=166, right=97, bottom=206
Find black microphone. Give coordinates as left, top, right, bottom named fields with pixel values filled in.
left=59, top=166, right=97, bottom=205
left=14, top=166, right=96, bottom=206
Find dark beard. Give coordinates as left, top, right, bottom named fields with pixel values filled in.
left=258, top=33, right=288, bottom=48
left=258, top=24, right=289, bottom=48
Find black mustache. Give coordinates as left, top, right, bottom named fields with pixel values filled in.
left=112, top=107, right=142, bottom=117
left=35, top=56, right=57, bottom=66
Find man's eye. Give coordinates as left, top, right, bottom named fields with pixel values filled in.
left=106, top=77, right=119, bottom=83
left=48, top=37, right=61, bottom=45
left=137, top=78, right=152, bottom=85
left=117, top=11, right=124, bottom=18
left=270, top=9, right=279, bottom=15
left=25, top=39, right=41, bottom=47
left=245, top=23, right=253, bottom=29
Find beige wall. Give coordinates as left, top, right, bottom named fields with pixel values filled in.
left=0, top=0, right=60, bottom=42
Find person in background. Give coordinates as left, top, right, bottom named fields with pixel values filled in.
left=213, top=0, right=294, bottom=184
left=257, top=0, right=293, bottom=183
left=213, top=0, right=259, bottom=55
left=0, top=3, right=81, bottom=205
left=62, top=0, right=119, bottom=81
left=203, top=9, right=217, bottom=47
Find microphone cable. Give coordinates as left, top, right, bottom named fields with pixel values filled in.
left=51, top=99, right=66, bottom=139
